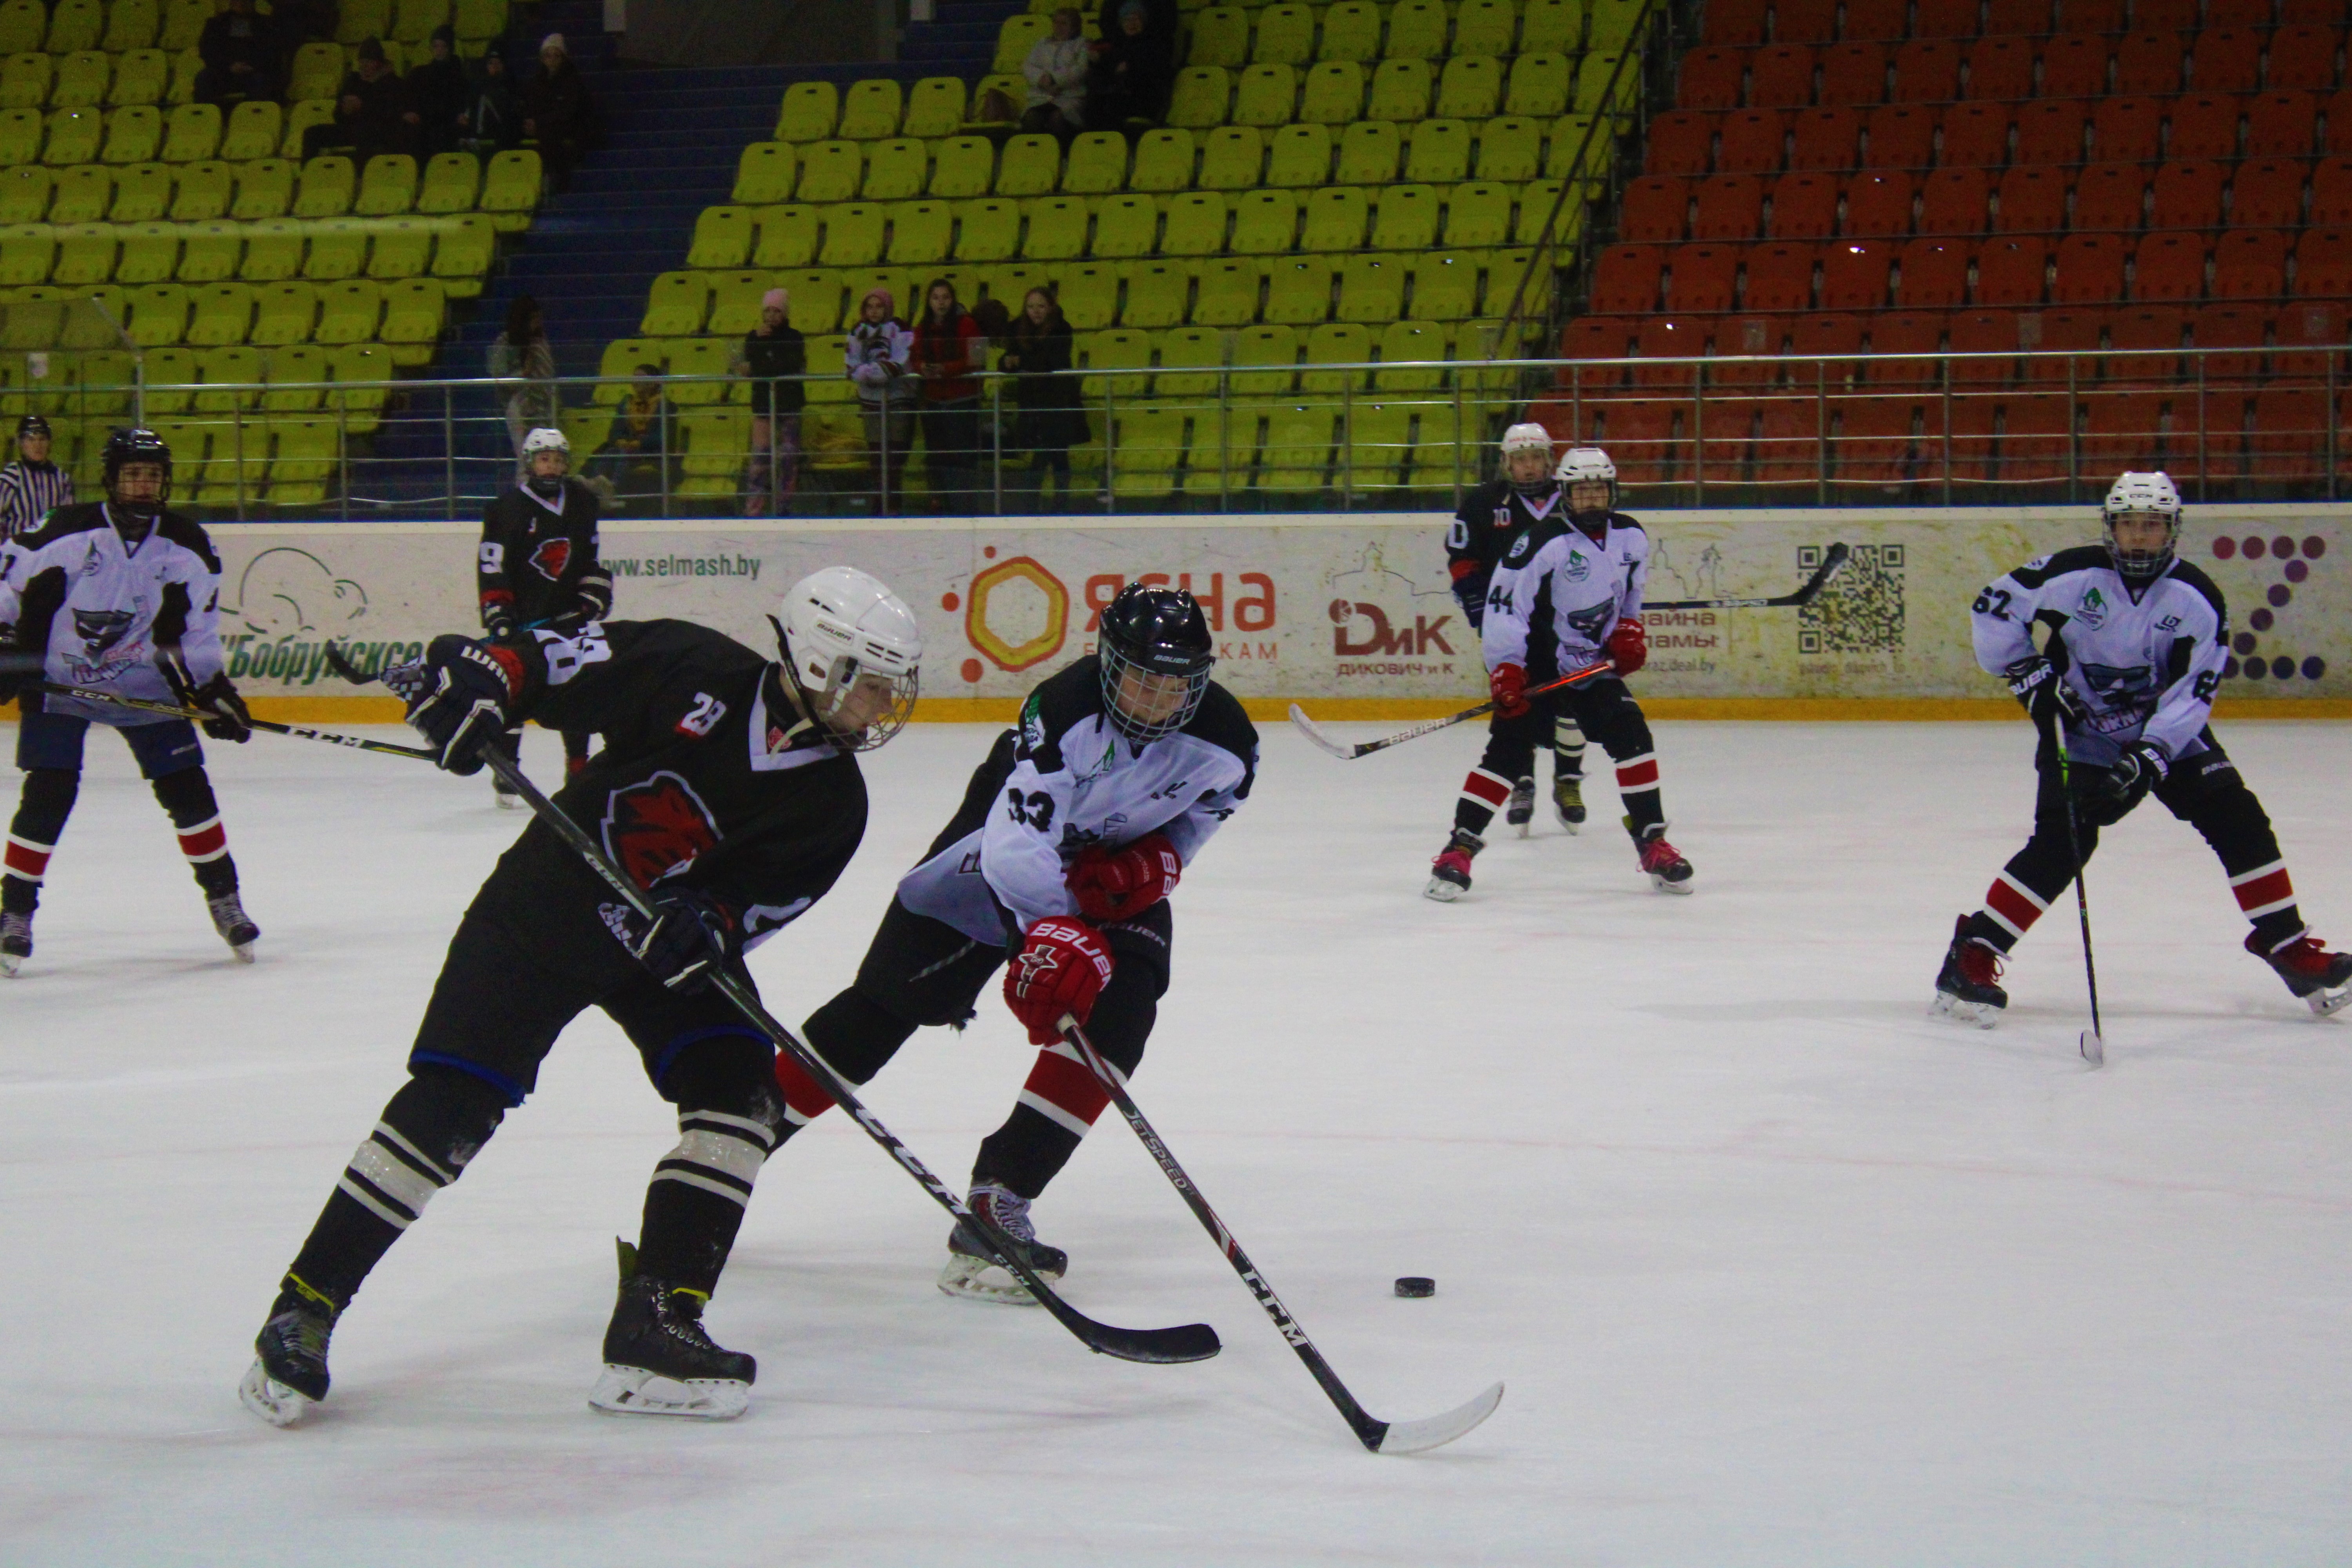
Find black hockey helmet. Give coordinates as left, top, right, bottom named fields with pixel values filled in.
left=103, top=425, right=172, bottom=515
left=16, top=414, right=50, bottom=439
left=1097, top=582, right=1214, bottom=745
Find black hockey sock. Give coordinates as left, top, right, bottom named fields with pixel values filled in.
left=285, top=1067, right=510, bottom=1308
left=635, top=1037, right=784, bottom=1295
left=4, top=768, right=78, bottom=914
left=151, top=768, right=237, bottom=897
left=1554, top=716, right=1586, bottom=780
left=772, top=987, right=914, bottom=1144
left=971, top=987, right=1154, bottom=1201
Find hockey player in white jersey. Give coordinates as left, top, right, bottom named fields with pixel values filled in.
left=1934, top=472, right=2352, bottom=1024
left=1439, top=447, right=1692, bottom=899
left=0, top=427, right=258, bottom=975
left=767, top=583, right=1258, bottom=1301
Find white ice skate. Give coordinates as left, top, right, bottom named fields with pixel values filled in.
left=238, top=1358, right=317, bottom=1427
left=0, top=909, right=31, bottom=976
left=938, top=1185, right=1065, bottom=1305
left=588, top=1364, right=751, bottom=1420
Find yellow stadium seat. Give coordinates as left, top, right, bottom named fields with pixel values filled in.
left=1166, top=67, right=1230, bottom=130
left=330, top=342, right=392, bottom=432
left=991, top=14, right=1047, bottom=74
left=394, top=0, right=452, bottom=44
left=1435, top=56, right=1502, bottom=121
left=1230, top=187, right=1297, bottom=253
left=686, top=205, right=751, bottom=269
left=641, top=270, right=708, bottom=337
left=187, top=280, right=255, bottom=344
left=1335, top=251, right=1402, bottom=321
left=733, top=141, right=793, bottom=204
left=1061, top=131, right=1124, bottom=194
left=1089, top=194, right=1157, bottom=258
left=750, top=203, right=818, bottom=268
left=1129, top=127, right=1192, bottom=193
left=1261, top=402, right=1336, bottom=485
left=1264, top=254, right=1333, bottom=323
left=103, top=104, right=166, bottom=164
left=1298, top=61, right=1363, bottom=124
left=267, top=415, right=338, bottom=504
left=1444, top=180, right=1513, bottom=248
left=1506, top=54, right=1573, bottom=120
left=1472, top=117, right=1541, bottom=182
left=249, top=280, right=318, bottom=346
left=164, top=45, right=202, bottom=107
left=195, top=343, right=263, bottom=411
left=791, top=139, right=860, bottom=203
left=243, top=216, right=314, bottom=282
left=366, top=215, right=433, bottom=279
left=158, top=101, right=218, bottom=162
left=141, top=347, right=197, bottom=411
left=51, top=221, right=114, bottom=285
left=1408, top=251, right=1477, bottom=319
left=169, top=158, right=231, bottom=220
left=174, top=220, right=240, bottom=281
left=819, top=201, right=885, bottom=266
left=230, top=157, right=292, bottom=220
left=903, top=77, right=965, bottom=139
left=660, top=336, right=731, bottom=405
left=354, top=153, right=417, bottom=215
left=1117, top=258, right=1186, bottom=327
left=1383, top=0, right=1446, bottom=60
left=301, top=219, right=368, bottom=281
left=1232, top=64, right=1296, bottom=127
left=50, top=49, right=107, bottom=109
left=46, top=164, right=109, bottom=223
left=156, top=0, right=209, bottom=52
left=861, top=136, right=926, bottom=201
left=765, top=273, right=833, bottom=332
left=1107, top=405, right=1184, bottom=495
left=929, top=134, right=992, bottom=198
left=887, top=199, right=952, bottom=264
left=1408, top=117, right=1477, bottom=186
left=1198, top=125, right=1263, bottom=190
left=281, top=97, right=334, bottom=157
left=1261, top=122, right=1328, bottom=188
left=1019, top=194, right=1087, bottom=260
left=478, top=147, right=539, bottom=230
left=1188, top=5, right=1248, bottom=69
left=116, top=219, right=178, bottom=283
left=1252, top=3, right=1316, bottom=66
left=379, top=278, right=443, bottom=363
left=336, top=0, right=392, bottom=45
left=454, top=0, right=508, bottom=42
left=261, top=343, right=332, bottom=412
left=1300, top=184, right=1369, bottom=250
left=0, top=51, right=47, bottom=111
left=219, top=99, right=282, bottom=160
left=1161, top=190, right=1228, bottom=255
left=774, top=81, right=837, bottom=143
left=1154, top=324, right=1223, bottom=395
left=705, top=270, right=771, bottom=336
left=678, top=406, right=750, bottom=485
left=838, top=78, right=902, bottom=140
left=110, top=161, right=172, bottom=221
left=0, top=104, right=36, bottom=162
left=0, top=162, right=43, bottom=222
left=993, top=132, right=1058, bottom=197
left=107, top=0, right=161, bottom=52
left=1337, top=119, right=1402, bottom=183
left=312, top=279, right=379, bottom=345
left=0, top=0, right=41, bottom=57
left=428, top=212, right=492, bottom=292
left=44, top=106, right=102, bottom=163
left=1367, top=58, right=1432, bottom=120
left=416, top=150, right=479, bottom=213
left=44, top=0, right=100, bottom=55
left=292, top=155, right=354, bottom=218
left=1191, top=255, right=1258, bottom=324
left=109, top=48, right=168, bottom=109
left=1520, top=0, right=1582, bottom=54
left=127, top=280, right=188, bottom=344
left=953, top=196, right=1020, bottom=261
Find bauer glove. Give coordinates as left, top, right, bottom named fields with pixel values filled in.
left=1606, top=616, right=1648, bottom=675
left=1068, top=832, right=1181, bottom=922
left=617, top=886, right=736, bottom=993
left=2077, top=741, right=2166, bottom=828
left=2004, top=655, right=2087, bottom=727
left=1004, top=918, right=1114, bottom=1045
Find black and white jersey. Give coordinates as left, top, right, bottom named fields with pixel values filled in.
left=478, top=479, right=610, bottom=633
left=1446, top=480, right=1565, bottom=630
left=895, top=657, right=1258, bottom=944
left=1972, top=545, right=2229, bottom=766
left=0, top=458, right=72, bottom=541
left=1, top=503, right=224, bottom=724
left=1482, top=512, right=1650, bottom=675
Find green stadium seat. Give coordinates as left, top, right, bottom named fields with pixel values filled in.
left=1506, top=54, right=1573, bottom=120
left=416, top=150, right=479, bottom=213
left=107, top=0, right=161, bottom=52
left=1162, top=190, right=1226, bottom=254
left=820, top=201, right=886, bottom=266
left=1403, top=118, right=1472, bottom=184
left=115, top=219, right=177, bottom=282
left=267, top=415, right=338, bottom=504
left=1055, top=262, right=1116, bottom=327
left=479, top=148, right=540, bottom=230
left=1264, top=254, right=1331, bottom=322
left=641, top=270, right=708, bottom=336
left=0, top=106, right=37, bottom=162
left=1263, top=123, right=1328, bottom=187
left=169, top=159, right=231, bottom=220
left=394, top=0, right=453, bottom=45
left=1546, top=115, right=1600, bottom=179
left=175, top=220, right=238, bottom=281
left=157, top=101, right=216, bottom=162
left=838, top=79, right=902, bottom=140
left=686, top=206, right=752, bottom=269
left=1299, top=61, right=1363, bottom=125
left=888, top=199, right=953, bottom=264
left=1155, top=324, right=1223, bottom=394
left=330, top=343, right=392, bottom=432
left=706, top=270, right=771, bottom=335
left=312, top=279, right=379, bottom=345
left=1108, top=404, right=1185, bottom=494
left=1445, top=181, right=1512, bottom=248
left=1343, top=401, right=1410, bottom=489
left=127, top=280, right=188, bottom=344
left=154, top=0, right=207, bottom=51
left=1167, top=67, right=1230, bottom=130
left=1368, top=58, right=1433, bottom=120
left=194, top=343, right=261, bottom=413
left=1336, top=251, right=1402, bottom=321
left=0, top=0, right=35, bottom=56
left=354, top=154, right=417, bottom=216
left=978, top=262, right=1049, bottom=311
left=1587, top=0, right=1644, bottom=52
left=1521, top=0, right=1582, bottom=53
left=430, top=213, right=492, bottom=294
left=1383, top=0, right=1446, bottom=60
left=367, top=216, right=433, bottom=279
left=1316, top=0, right=1383, bottom=62
left=1305, top=320, right=1375, bottom=388
left=1515, top=179, right=1566, bottom=243
left=454, top=0, right=508, bottom=42
left=187, top=280, right=254, bottom=345
left=292, top=156, right=354, bottom=218
left=140, top=345, right=196, bottom=411
left=794, top=140, right=861, bottom=203
left=1252, top=4, right=1315, bottom=65
left=1230, top=322, right=1299, bottom=393
left=379, top=278, right=443, bottom=363
left=1192, top=255, right=1258, bottom=325
left=751, top=203, right=819, bottom=268
left=953, top=196, right=1020, bottom=261
left=1230, top=187, right=1296, bottom=253
left=775, top=82, right=838, bottom=143
left=0, top=52, right=48, bottom=111
left=1129, top=128, right=1193, bottom=193
left=1120, top=258, right=1189, bottom=327
left=992, top=132, right=1057, bottom=197
left=47, top=164, right=108, bottom=223
left=45, top=106, right=102, bottom=163
left=51, top=49, right=107, bottom=109
left=733, top=141, right=794, bottom=204
left=281, top=97, right=335, bottom=157
left=336, top=0, right=391, bottom=46
left=1260, top=403, right=1335, bottom=486
left=903, top=77, right=966, bottom=139
left=231, top=157, right=292, bottom=220
left=1233, top=64, right=1296, bottom=127
left=46, top=0, right=101, bottom=54
left=0, top=163, right=42, bottom=222
left=929, top=135, right=993, bottom=198
left=240, top=217, right=304, bottom=280
left=677, top=405, right=749, bottom=485
left=862, top=137, right=926, bottom=200
left=249, top=280, right=318, bottom=345
left=1189, top=5, right=1249, bottom=68
left=1337, top=120, right=1401, bottom=183
left=597, top=334, right=659, bottom=392
left=1409, top=252, right=1477, bottom=318
left=1474, top=117, right=1542, bottom=182
left=1198, top=125, right=1262, bottom=190
left=1435, top=57, right=1502, bottom=121
left=992, top=13, right=1048, bottom=74
left=657, top=336, right=730, bottom=405
left=1301, top=184, right=1368, bottom=250
left=51, top=222, right=113, bottom=285
left=1576, top=53, right=1629, bottom=119
left=1454, top=0, right=1517, bottom=56
left=1092, top=193, right=1158, bottom=257
left=287, top=41, right=342, bottom=103
left=1062, top=131, right=1125, bottom=194
left=110, top=48, right=168, bottom=108
left=1018, top=194, right=1085, bottom=259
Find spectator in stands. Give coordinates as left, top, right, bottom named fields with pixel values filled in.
left=736, top=289, right=805, bottom=518
left=487, top=294, right=559, bottom=479
left=1022, top=8, right=1091, bottom=140
left=586, top=366, right=673, bottom=512
left=194, top=0, right=283, bottom=107
left=304, top=38, right=422, bottom=162
left=461, top=49, right=519, bottom=155
left=269, top=0, right=339, bottom=51
left=522, top=34, right=601, bottom=195
left=1098, top=0, right=1177, bottom=51
left=846, top=289, right=916, bottom=517
left=408, top=25, right=472, bottom=159
left=911, top=279, right=985, bottom=515
left=1000, top=288, right=1084, bottom=511
left=1086, top=0, right=1176, bottom=132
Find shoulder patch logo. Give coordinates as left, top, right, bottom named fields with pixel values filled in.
left=2076, top=584, right=2108, bottom=629
left=530, top=537, right=572, bottom=581
left=1018, top=691, right=1047, bottom=755
left=1505, top=534, right=1533, bottom=563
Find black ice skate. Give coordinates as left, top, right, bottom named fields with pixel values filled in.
left=1423, top=828, right=1483, bottom=902
left=238, top=1277, right=339, bottom=1427
left=938, top=1182, right=1066, bottom=1305
left=1626, top=818, right=1693, bottom=893
left=1505, top=776, right=1536, bottom=835
left=492, top=777, right=523, bottom=810
left=1931, top=915, right=2009, bottom=1028
left=207, top=893, right=259, bottom=963
left=2247, top=930, right=2352, bottom=1018
left=0, top=909, right=30, bottom=978
left=1553, top=775, right=1585, bottom=833
left=590, top=1266, right=756, bottom=1419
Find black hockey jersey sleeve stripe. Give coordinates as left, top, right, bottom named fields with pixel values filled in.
left=2005, top=544, right=2113, bottom=590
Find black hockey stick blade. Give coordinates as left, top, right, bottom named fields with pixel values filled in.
left=323, top=641, right=376, bottom=684
left=1643, top=542, right=1853, bottom=611
left=1289, top=660, right=1614, bottom=761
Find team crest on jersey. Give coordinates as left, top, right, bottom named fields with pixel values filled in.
left=1565, top=599, right=1615, bottom=644
left=530, top=538, right=572, bottom=581
left=601, top=771, right=721, bottom=887
left=1562, top=547, right=1592, bottom=583
left=71, top=607, right=135, bottom=656
left=2075, top=586, right=2109, bottom=628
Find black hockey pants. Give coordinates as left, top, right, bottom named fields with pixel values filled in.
left=1456, top=675, right=1659, bottom=839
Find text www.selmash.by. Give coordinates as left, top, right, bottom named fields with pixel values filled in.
left=608, top=555, right=763, bottom=580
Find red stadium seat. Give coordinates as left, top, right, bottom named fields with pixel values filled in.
left=1998, top=394, right=2074, bottom=482
left=2091, top=96, right=2165, bottom=162
left=2014, top=102, right=2089, bottom=167
left=2187, top=28, right=2261, bottom=95
left=1845, top=170, right=1918, bottom=237
left=2273, top=300, right=2347, bottom=374
left=2054, top=232, right=2128, bottom=301
left=2131, top=0, right=2197, bottom=30
left=2247, top=388, right=2327, bottom=481
left=1789, top=311, right=1866, bottom=385
left=2073, top=163, right=2150, bottom=231
left=1842, top=0, right=1911, bottom=45
left=2312, top=158, right=2352, bottom=226
left=1593, top=245, right=1668, bottom=311
left=1964, top=36, right=2036, bottom=103
left=1995, top=165, right=2068, bottom=233
left=1939, top=397, right=2001, bottom=484
left=1774, top=0, right=1839, bottom=45
left=1817, top=44, right=1891, bottom=109
left=2112, top=31, right=2185, bottom=98
left=2107, top=303, right=2188, bottom=383
left=2081, top=389, right=2167, bottom=466
left=2150, top=160, right=2225, bottom=229
left=1938, top=102, right=2013, bottom=168
left=1621, top=176, right=1693, bottom=242
left=1894, top=40, right=1963, bottom=104
left=1695, top=397, right=1758, bottom=483
left=2328, top=90, right=2352, bottom=158
left=2243, top=93, right=2320, bottom=160
left=1711, top=313, right=1787, bottom=383
left=1920, top=166, right=1993, bottom=234
left=2292, top=227, right=2352, bottom=297
left=2263, top=28, right=2343, bottom=95
left=1742, top=240, right=1818, bottom=309
left=2022, top=305, right=2107, bottom=381
left=1822, top=238, right=1897, bottom=307
left=2280, top=0, right=2342, bottom=27
left=1985, top=0, right=2052, bottom=35
left=1678, top=47, right=1749, bottom=112
left=1559, top=316, right=1640, bottom=387
left=1751, top=44, right=1818, bottom=110
left=2131, top=231, right=2207, bottom=301
left=1634, top=316, right=1708, bottom=388
left=1866, top=104, right=1938, bottom=170
left=2202, top=0, right=2272, bottom=26
left=1866, top=309, right=1947, bottom=383
left=1590, top=399, right=1682, bottom=482
left=1754, top=395, right=1823, bottom=484
left=2190, top=302, right=2267, bottom=380
left=1693, top=173, right=1768, bottom=239
left=1916, top=0, right=1983, bottom=41
left=1949, top=306, right=2022, bottom=383
left=2229, top=160, right=2307, bottom=230
left=1791, top=107, right=1864, bottom=170
left=2055, top=0, right=2122, bottom=30
left=1899, top=236, right=1973, bottom=304
left=2164, top=95, right=2243, bottom=163
left=1704, top=0, right=1771, bottom=46
left=1770, top=171, right=1841, bottom=236
left=1977, top=234, right=2051, bottom=302
left=1717, top=109, right=1792, bottom=173
left=1668, top=242, right=1741, bottom=309
left=1648, top=112, right=1721, bottom=176
left=2210, top=229, right=2288, bottom=298
left=2039, top=35, right=2112, bottom=103
left=1833, top=397, right=1922, bottom=483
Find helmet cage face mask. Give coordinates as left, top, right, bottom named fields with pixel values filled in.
left=1100, top=638, right=1210, bottom=745
left=1556, top=448, right=1617, bottom=520
left=799, top=648, right=920, bottom=753
left=2103, top=508, right=2180, bottom=582
left=1095, top=584, right=1214, bottom=746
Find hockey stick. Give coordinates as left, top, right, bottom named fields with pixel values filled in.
left=1644, top=542, right=1854, bottom=611
left=35, top=682, right=440, bottom=761
left=1287, top=659, right=1615, bottom=761
left=2051, top=727, right=2106, bottom=1067
left=1061, top=1018, right=1502, bottom=1452
left=475, top=748, right=1219, bottom=1365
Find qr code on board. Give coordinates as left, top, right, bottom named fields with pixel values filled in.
left=1798, top=544, right=1905, bottom=655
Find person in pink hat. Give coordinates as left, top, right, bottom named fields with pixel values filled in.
left=735, top=287, right=804, bottom=516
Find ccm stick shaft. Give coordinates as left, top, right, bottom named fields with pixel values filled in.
left=2052, top=729, right=2106, bottom=1066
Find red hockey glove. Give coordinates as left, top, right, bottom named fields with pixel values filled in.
left=1606, top=616, right=1648, bottom=675
left=1003, top=918, right=1114, bottom=1045
left=1489, top=662, right=1529, bottom=719
left=1067, top=832, right=1182, bottom=922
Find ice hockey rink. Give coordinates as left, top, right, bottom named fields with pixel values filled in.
left=4, top=716, right=2350, bottom=1565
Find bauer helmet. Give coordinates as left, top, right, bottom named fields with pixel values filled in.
left=1557, top=446, right=1617, bottom=521
left=1499, top=422, right=1557, bottom=496
left=1097, top=582, right=1214, bottom=746
left=102, top=425, right=172, bottom=517
left=2101, top=470, right=2182, bottom=583
left=775, top=565, right=924, bottom=752
left=521, top=426, right=570, bottom=495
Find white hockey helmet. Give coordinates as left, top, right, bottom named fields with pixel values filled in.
left=521, top=426, right=570, bottom=458
left=1556, top=446, right=1617, bottom=517
left=1498, top=421, right=1557, bottom=494
left=2102, top=470, right=2182, bottom=582
left=777, top=565, right=924, bottom=751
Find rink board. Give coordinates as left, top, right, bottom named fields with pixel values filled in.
left=44, top=504, right=2352, bottom=718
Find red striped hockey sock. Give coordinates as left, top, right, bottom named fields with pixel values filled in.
left=2231, top=858, right=2308, bottom=952
left=1975, top=869, right=2052, bottom=952
left=1453, top=767, right=1512, bottom=836
left=1615, top=751, right=1663, bottom=834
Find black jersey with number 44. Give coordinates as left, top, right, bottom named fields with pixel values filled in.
left=474, top=619, right=868, bottom=949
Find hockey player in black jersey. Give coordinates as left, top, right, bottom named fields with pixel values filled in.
left=1431, top=446, right=1693, bottom=900
left=0, top=427, right=258, bottom=976
left=238, top=565, right=924, bottom=1426
left=762, top=583, right=1258, bottom=1303
left=477, top=427, right=612, bottom=806
left=1934, top=472, right=2352, bottom=1025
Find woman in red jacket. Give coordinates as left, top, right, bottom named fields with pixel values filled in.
left=910, top=278, right=985, bottom=513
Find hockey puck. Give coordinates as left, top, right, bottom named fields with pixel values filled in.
left=1394, top=1276, right=1436, bottom=1298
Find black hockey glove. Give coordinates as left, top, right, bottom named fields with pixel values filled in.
left=2076, top=741, right=2166, bottom=828
left=0, top=631, right=32, bottom=706
left=617, top=886, right=736, bottom=993
left=159, top=648, right=253, bottom=742
left=481, top=605, right=519, bottom=643
left=402, top=635, right=521, bottom=776
left=2004, top=655, right=2087, bottom=727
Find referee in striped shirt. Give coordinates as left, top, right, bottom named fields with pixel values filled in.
left=0, top=416, right=73, bottom=542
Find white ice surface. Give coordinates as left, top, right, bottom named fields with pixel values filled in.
left=5, top=718, right=2352, bottom=1566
